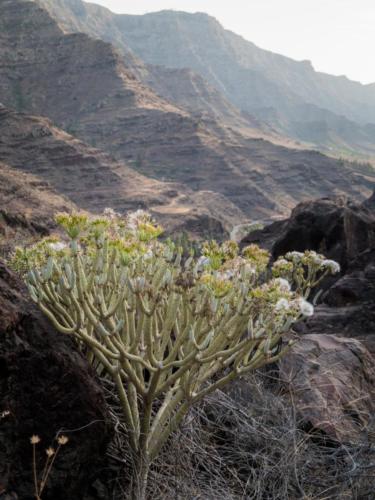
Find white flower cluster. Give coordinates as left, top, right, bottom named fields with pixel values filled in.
left=275, top=296, right=314, bottom=317
left=103, top=207, right=120, bottom=219
left=126, top=209, right=151, bottom=231
left=49, top=242, right=67, bottom=252
left=275, top=298, right=290, bottom=311
left=321, top=259, right=341, bottom=274
left=297, top=298, right=314, bottom=317
left=272, top=258, right=289, bottom=268
left=273, top=277, right=291, bottom=292
left=285, top=251, right=304, bottom=262
left=284, top=250, right=340, bottom=274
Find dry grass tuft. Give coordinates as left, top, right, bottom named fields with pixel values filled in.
left=101, top=372, right=375, bottom=499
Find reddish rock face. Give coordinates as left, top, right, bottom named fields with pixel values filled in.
left=0, top=262, right=113, bottom=499
left=279, top=334, right=375, bottom=443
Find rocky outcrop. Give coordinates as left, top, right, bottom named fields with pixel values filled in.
left=0, top=261, right=113, bottom=499
left=242, top=192, right=375, bottom=353
left=240, top=193, right=375, bottom=442
left=279, top=334, right=375, bottom=443
left=1, top=0, right=374, bottom=223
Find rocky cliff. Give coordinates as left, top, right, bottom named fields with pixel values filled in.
left=46, top=1, right=375, bottom=158
left=33, top=0, right=279, bottom=137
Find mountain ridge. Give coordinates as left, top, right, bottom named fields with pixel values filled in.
left=34, top=0, right=375, bottom=159
left=1, top=0, right=374, bottom=231
left=76, top=3, right=375, bottom=158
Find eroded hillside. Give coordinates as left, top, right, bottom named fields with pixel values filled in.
left=0, top=0, right=374, bottom=225
left=39, top=0, right=375, bottom=158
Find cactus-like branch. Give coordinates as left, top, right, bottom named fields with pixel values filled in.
left=16, top=210, right=340, bottom=499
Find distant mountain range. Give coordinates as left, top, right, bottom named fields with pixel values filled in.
left=0, top=0, right=374, bottom=237
left=35, top=0, right=375, bottom=160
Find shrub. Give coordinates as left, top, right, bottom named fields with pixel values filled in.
left=11, top=208, right=340, bottom=499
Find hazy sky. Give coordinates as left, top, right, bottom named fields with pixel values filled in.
left=91, top=0, right=375, bottom=84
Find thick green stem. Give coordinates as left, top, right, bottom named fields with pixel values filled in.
left=131, top=446, right=150, bottom=500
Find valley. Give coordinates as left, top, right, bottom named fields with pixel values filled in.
left=0, top=0, right=374, bottom=234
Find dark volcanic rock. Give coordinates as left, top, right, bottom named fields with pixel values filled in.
left=241, top=193, right=375, bottom=353
left=0, top=261, right=112, bottom=499
left=242, top=194, right=375, bottom=268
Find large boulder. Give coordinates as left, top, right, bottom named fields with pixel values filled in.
left=299, top=264, right=375, bottom=353
left=279, top=334, right=375, bottom=443
left=0, top=262, right=112, bottom=499
left=241, top=194, right=375, bottom=271
left=241, top=192, right=375, bottom=353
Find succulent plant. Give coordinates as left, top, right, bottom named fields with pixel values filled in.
left=13, top=210, right=340, bottom=499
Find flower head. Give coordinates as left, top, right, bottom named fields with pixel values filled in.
left=49, top=242, right=67, bottom=252
left=272, top=258, right=294, bottom=278
left=126, top=210, right=151, bottom=230
left=46, top=447, right=55, bottom=457
left=57, top=435, right=69, bottom=445
left=221, top=240, right=239, bottom=260
left=297, top=298, right=314, bottom=317
left=242, top=244, right=270, bottom=272
left=30, top=435, right=41, bottom=445
left=200, top=273, right=233, bottom=298
left=103, top=207, right=120, bottom=219
left=274, top=277, right=291, bottom=293
left=55, top=212, right=88, bottom=239
left=305, top=251, right=324, bottom=266
left=275, top=298, right=290, bottom=312
left=285, top=251, right=304, bottom=262
left=321, top=259, right=341, bottom=274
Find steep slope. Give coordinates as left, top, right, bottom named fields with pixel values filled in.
left=1, top=0, right=374, bottom=224
left=0, top=105, right=178, bottom=212
left=0, top=161, right=75, bottom=256
left=111, top=10, right=375, bottom=124
left=34, top=0, right=281, bottom=140
left=67, top=5, right=375, bottom=159
left=0, top=105, right=245, bottom=236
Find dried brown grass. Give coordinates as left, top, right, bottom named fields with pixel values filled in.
left=94, top=372, right=375, bottom=499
